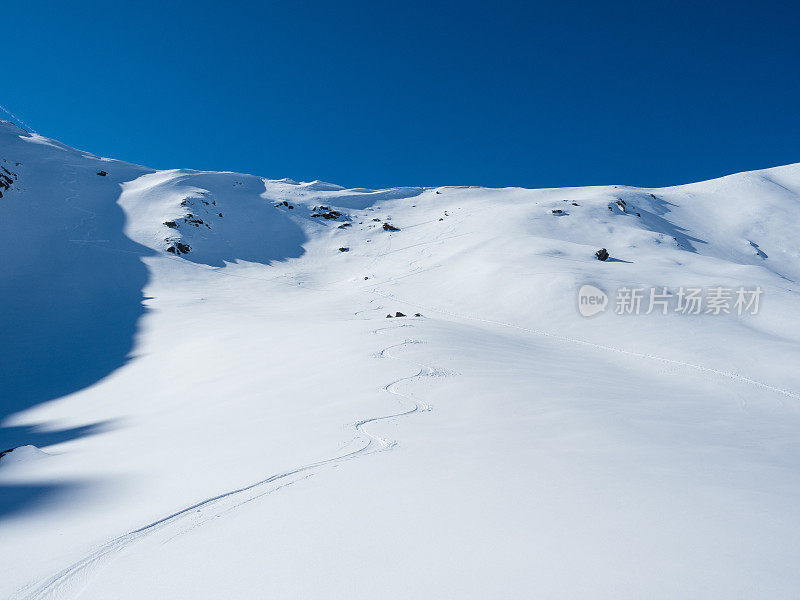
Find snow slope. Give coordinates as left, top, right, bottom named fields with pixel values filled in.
left=2, top=118, right=800, bottom=599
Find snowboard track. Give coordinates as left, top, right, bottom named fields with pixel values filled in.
left=12, top=327, right=434, bottom=600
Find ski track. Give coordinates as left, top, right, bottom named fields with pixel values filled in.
left=371, top=289, right=800, bottom=403
left=359, top=219, right=800, bottom=403
left=62, top=164, right=98, bottom=242
left=12, top=325, right=436, bottom=600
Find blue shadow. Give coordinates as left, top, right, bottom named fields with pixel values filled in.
left=0, top=139, right=155, bottom=520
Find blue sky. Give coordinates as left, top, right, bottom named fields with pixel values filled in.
left=3, top=0, right=798, bottom=189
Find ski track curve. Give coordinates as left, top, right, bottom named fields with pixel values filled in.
left=12, top=326, right=435, bottom=600
left=357, top=217, right=799, bottom=403
left=371, top=289, right=800, bottom=403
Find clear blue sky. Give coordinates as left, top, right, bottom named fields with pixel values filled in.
left=3, top=0, right=798, bottom=189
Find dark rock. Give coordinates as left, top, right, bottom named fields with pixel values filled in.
left=339, top=247, right=349, bottom=252
left=552, top=209, right=563, bottom=214
left=414, top=313, right=422, bottom=317
left=0, top=447, right=16, bottom=460
left=595, top=248, right=609, bottom=261
left=97, top=170, right=108, bottom=176
left=386, top=314, right=393, bottom=318
left=382, top=223, right=400, bottom=231
left=164, top=221, right=177, bottom=228
left=395, top=312, right=406, bottom=317
left=167, top=242, right=192, bottom=255
left=572, top=202, right=579, bottom=206
left=218, top=212, right=223, bottom=217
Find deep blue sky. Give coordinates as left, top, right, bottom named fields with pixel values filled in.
left=3, top=0, right=798, bottom=189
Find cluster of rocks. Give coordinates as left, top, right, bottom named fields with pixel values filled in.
left=96, top=170, right=107, bottom=176
left=162, top=194, right=224, bottom=255
left=165, top=196, right=224, bottom=232
left=595, top=248, right=609, bottom=261
left=552, top=201, right=580, bottom=213
left=0, top=164, right=18, bottom=198
left=183, top=194, right=216, bottom=208
left=275, top=200, right=295, bottom=209
left=166, top=241, right=192, bottom=255
left=163, top=216, right=208, bottom=230
left=382, top=222, right=400, bottom=231
left=607, top=197, right=641, bottom=217
left=386, top=312, right=423, bottom=318
left=312, top=208, right=344, bottom=220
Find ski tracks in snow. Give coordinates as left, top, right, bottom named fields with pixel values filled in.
left=12, top=324, right=438, bottom=600
left=372, top=289, right=800, bottom=403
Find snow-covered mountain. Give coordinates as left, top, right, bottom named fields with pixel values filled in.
left=2, top=118, right=800, bottom=599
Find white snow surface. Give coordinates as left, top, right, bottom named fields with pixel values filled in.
left=2, top=119, right=800, bottom=598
